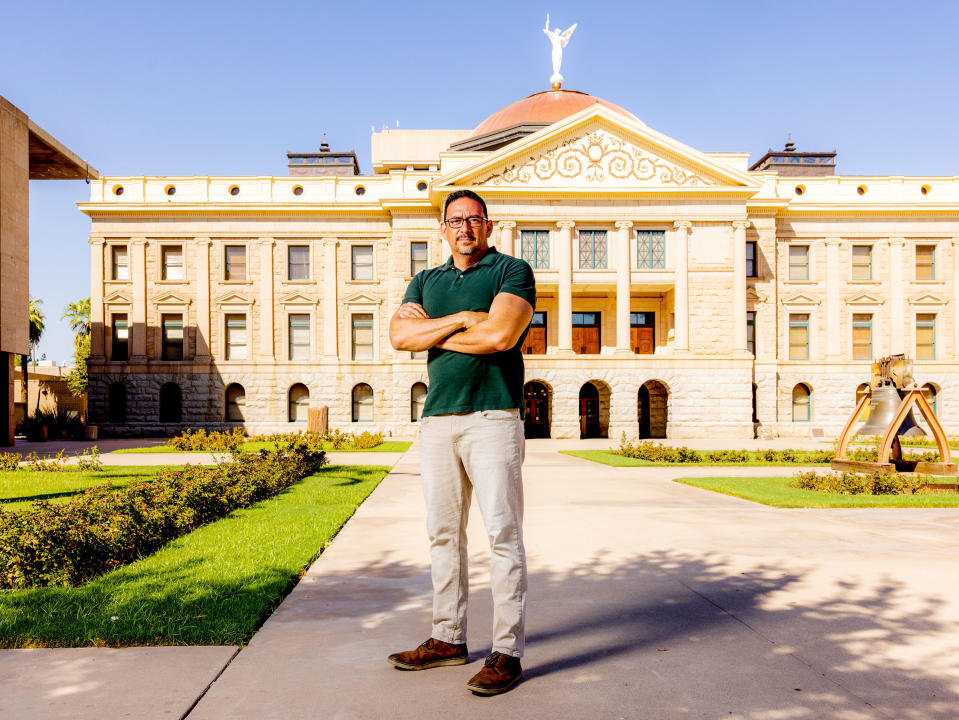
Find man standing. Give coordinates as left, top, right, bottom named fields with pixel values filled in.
left=388, top=189, right=535, bottom=695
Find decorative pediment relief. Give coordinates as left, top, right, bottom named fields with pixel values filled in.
left=909, top=292, right=945, bottom=305
left=844, top=293, right=885, bottom=306
left=152, top=291, right=192, bottom=306
left=479, top=129, right=716, bottom=188
left=746, top=287, right=767, bottom=304
left=278, top=292, right=317, bottom=306
left=343, top=292, right=382, bottom=306
left=104, top=291, right=132, bottom=304
left=214, top=292, right=254, bottom=306
left=781, top=293, right=821, bottom=306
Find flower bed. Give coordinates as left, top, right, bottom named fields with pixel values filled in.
left=0, top=443, right=326, bottom=590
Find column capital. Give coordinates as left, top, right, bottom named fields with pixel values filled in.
left=614, top=220, right=634, bottom=230
left=498, top=220, right=516, bottom=231
left=825, top=236, right=842, bottom=246
left=131, top=237, right=147, bottom=247
left=556, top=220, right=576, bottom=230
left=89, top=236, right=106, bottom=247
left=731, top=220, right=751, bottom=232
left=673, top=220, right=692, bottom=231
left=256, top=237, right=276, bottom=247
left=889, top=237, right=906, bottom=247
left=951, top=237, right=959, bottom=248
left=194, top=236, right=212, bottom=247
left=321, top=237, right=339, bottom=248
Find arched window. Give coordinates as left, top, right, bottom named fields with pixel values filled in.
left=225, top=383, right=246, bottom=422
left=411, top=382, right=427, bottom=422
left=921, top=383, right=938, bottom=415
left=352, top=383, right=373, bottom=423
left=288, top=383, right=310, bottom=423
left=159, top=382, right=182, bottom=423
left=792, top=383, right=811, bottom=422
left=108, top=382, right=127, bottom=423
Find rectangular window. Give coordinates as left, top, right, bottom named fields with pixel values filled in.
left=916, top=313, right=936, bottom=360
left=630, top=312, right=655, bottom=354
left=788, top=313, right=809, bottom=360
left=410, top=241, right=428, bottom=277
left=522, top=311, right=546, bottom=355
left=224, top=245, right=247, bottom=281
left=636, top=230, right=666, bottom=270
left=288, top=314, right=311, bottom=361
left=161, top=314, right=184, bottom=360
left=225, top=314, right=247, bottom=360
left=521, top=230, right=550, bottom=269
left=112, top=314, right=128, bottom=361
left=112, top=246, right=129, bottom=281
left=788, top=245, right=809, bottom=281
left=352, top=313, right=374, bottom=360
left=916, top=245, right=936, bottom=280
left=746, top=310, right=756, bottom=355
left=572, top=312, right=600, bottom=354
left=352, top=245, right=374, bottom=281
left=288, top=245, right=310, bottom=281
left=746, top=241, right=757, bottom=278
left=578, top=230, right=607, bottom=269
left=852, top=313, right=872, bottom=361
left=161, top=246, right=184, bottom=281
left=852, top=245, right=872, bottom=281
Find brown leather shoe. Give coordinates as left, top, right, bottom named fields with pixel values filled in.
left=387, top=638, right=469, bottom=670
left=465, top=652, right=522, bottom=695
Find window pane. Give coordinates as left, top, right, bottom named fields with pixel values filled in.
left=289, top=384, right=309, bottom=422
left=410, top=241, right=427, bottom=276
left=789, top=313, right=809, bottom=360
left=112, top=246, right=129, bottom=280
left=745, top=241, right=756, bottom=277
left=162, top=246, right=184, bottom=280
left=288, top=245, right=310, bottom=280
left=788, top=245, right=809, bottom=281
left=636, top=230, right=665, bottom=269
left=792, top=385, right=810, bottom=422
left=578, top=231, right=607, bottom=269
left=852, top=313, right=872, bottom=361
left=162, top=314, right=183, bottom=360
left=916, top=313, right=936, bottom=360
left=352, top=245, right=374, bottom=281
left=746, top=311, right=755, bottom=355
left=352, top=313, right=374, bottom=360
left=916, top=245, right=935, bottom=280
left=225, top=245, right=246, bottom=281
left=112, top=314, right=128, bottom=361
left=852, top=245, right=872, bottom=281
left=352, top=384, right=373, bottom=422
left=225, top=314, right=247, bottom=360
left=288, top=314, right=310, bottom=360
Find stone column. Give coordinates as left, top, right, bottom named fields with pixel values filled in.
left=615, top=221, right=634, bottom=353
left=258, top=238, right=275, bottom=360
left=732, top=221, right=749, bottom=354
left=825, top=236, right=841, bottom=358
left=89, top=237, right=105, bottom=361
left=499, top=221, right=515, bottom=257
left=889, top=238, right=905, bottom=354
left=954, top=238, right=959, bottom=359
left=672, top=221, right=691, bottom=351
left=194, top=238, right=211, bottom=360
left=130, top=238, right=147, bottom=361
left=322, top=238, right=339, bottom=359
left=556, top=221, right=575, bottom=353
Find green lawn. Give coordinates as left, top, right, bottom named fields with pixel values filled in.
left=111, top=440, right=412, bottom=454
left=0, top=464, right=389, bottom=648
left=675, top=475, right=959, bottom=508
left=0, top=465, right=190, bottom=512
left=562, top=450, right=830, bottom=467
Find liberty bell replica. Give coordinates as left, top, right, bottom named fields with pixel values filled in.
left=856, top=355, right=925, bottom=438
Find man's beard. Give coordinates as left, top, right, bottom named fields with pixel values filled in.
left=456, top=234, right=478, bottom=254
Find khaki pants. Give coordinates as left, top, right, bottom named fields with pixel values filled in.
left=419, top=409, right=527, bottom=657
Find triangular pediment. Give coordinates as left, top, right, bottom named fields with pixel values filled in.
left=278, top=292, right=317, bottom=305
left=214, top=291, right=254, bottom=305
left=746, top=287, right=767, bottom=304
left=343, top=292, right=382, bottom=305
left=152, top=291, right=191, bottom=305
left=433, top=105, right=760, bottom=193
left=845, top=292, right=885, bottom=305
left=909, top=292, right=945, bottom=305
left=781, top=293, right=821, bottom=306
left=104, top=291, right=131, bottom=304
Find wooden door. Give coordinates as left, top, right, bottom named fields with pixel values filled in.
left=631, top=327, right=655, bottom=354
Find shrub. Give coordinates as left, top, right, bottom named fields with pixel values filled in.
left=791, top=469, right=922, bottom=495
left=0, top=442, right=327, bottom=589
left=0, top=453, right=20, bottom=471
left=349, top=431, right=384, bottom=450
left=76, top=446, right=103, bottom=472
left=24, top=450, right=67, bottom=472
left=169, top=427, right=246, bottom=452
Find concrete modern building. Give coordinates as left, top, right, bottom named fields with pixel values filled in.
left=79, top=89, right=958, bottom=439
left=1, top=96, right=97, bottom=446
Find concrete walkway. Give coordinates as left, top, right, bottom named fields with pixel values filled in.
left=3, top=442, right=959, bottom=719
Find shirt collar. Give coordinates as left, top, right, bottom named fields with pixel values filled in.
left=442, top=246, right=499, bottom=271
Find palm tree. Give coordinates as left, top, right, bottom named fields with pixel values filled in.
left=62, top=297, right=91, bottom=343
left=63, top=297, right=91, bottom=398
left=23, top=298, right=44, bottom=407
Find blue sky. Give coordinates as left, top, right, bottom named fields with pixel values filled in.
left=3, top=0, right=958, bottom=361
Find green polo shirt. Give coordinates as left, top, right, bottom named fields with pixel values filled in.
left=402, top=247, right=536, bottom=417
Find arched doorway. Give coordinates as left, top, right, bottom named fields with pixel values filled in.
left=578, top=381, right=612, bottom=438
left=225, top=383, right=245, bottom=422
left=288, top=383, right=309, bottom=423
left=638, top=380, right=668, bottom=438
left=523, top=381, right=550, bottom=438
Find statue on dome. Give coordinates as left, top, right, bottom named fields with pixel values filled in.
left=543, top=14, right=577, bottom=90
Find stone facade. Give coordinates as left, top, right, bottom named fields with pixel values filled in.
left=80, top=96, right=959, bottom=439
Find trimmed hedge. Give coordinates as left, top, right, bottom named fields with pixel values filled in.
left=791, top=469, right=923, bottom=495
left=615, top=436, right=835, bottom=464
left=0, top=444, right=326, bottom=590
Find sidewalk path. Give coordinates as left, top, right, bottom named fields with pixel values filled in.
left=4, top=444, right=959, bottom=719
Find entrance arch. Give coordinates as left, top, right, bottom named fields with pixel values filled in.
left=638, top=380, right=668, bottom=438
left=579, top=380, right=611, bottom=438
left=523, top=381, right=551, bottom=438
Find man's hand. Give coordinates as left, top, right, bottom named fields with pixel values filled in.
left=457, top=311, right=488, bottom=329
left=395, top=302, right=429, bottom=320
left=390, top=304, right=485, bottom=353
left=434, top=294, right=533, bottom=354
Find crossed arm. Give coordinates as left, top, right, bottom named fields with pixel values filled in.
left=389, top=293, right=534, bottom=355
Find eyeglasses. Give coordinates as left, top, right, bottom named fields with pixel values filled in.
left=444, top=215, right=487, bottom=229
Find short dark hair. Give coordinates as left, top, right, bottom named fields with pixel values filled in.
left=443, top=189, right=488, bottom=220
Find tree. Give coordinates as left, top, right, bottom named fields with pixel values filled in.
left=63, top=297, right=91, bottom=397
left=22, top=298, right=44, bottom=407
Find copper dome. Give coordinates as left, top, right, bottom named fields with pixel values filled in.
left=470, top=90, right=637, bottom=138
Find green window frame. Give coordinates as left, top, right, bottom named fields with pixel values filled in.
left=636, top=230, right=665, bottom=269
left=916, top=313, right=936, bottom=360
left=578, top=230, right=607, bottom=269
left=788, top=313, right=809, bottom=361
left=410, top=241, right=428, bottom=277
left=161, top=314, right=183, bottom=361
left=521, top=230, right=550, bottom=269
left=746, top=311, right=756, bottom=355
left=225, top=314, right=247, bottom=360
left=351, top=313, right=374, bottom=360
left=288, top=314, right=311, bottom=361
left=788, top=245, right=809, bottom=281
left=288, top=245, right=310, bottom=280
left=852, top=313, right=872, bottom=361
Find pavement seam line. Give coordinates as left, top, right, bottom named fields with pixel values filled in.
left=180, top=647, right=241, bottom=720
left=678, top=580, right=890, bottom=718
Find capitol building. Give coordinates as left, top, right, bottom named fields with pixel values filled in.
left=79, top=88, right=958, bottom=439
